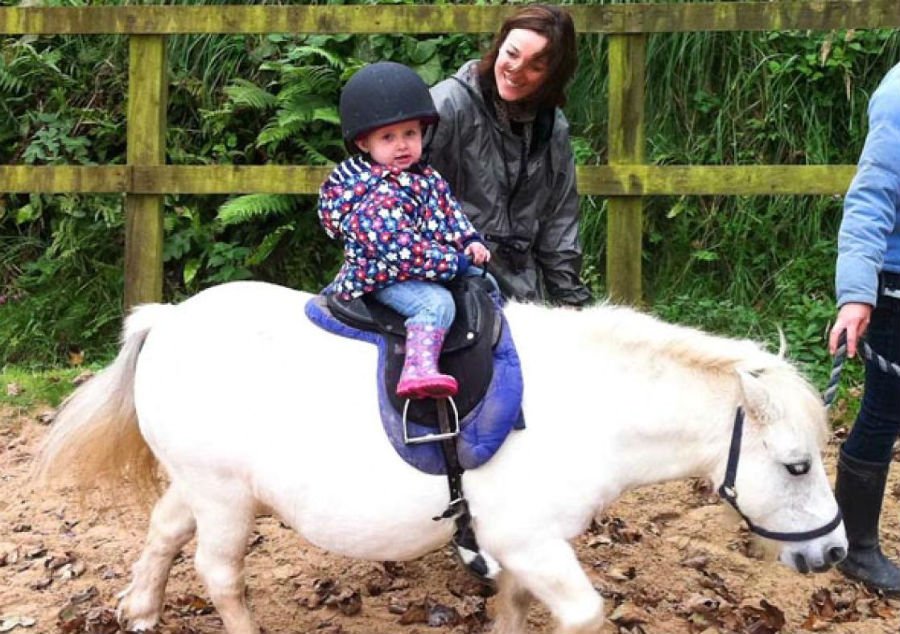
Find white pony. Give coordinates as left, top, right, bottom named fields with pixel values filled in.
left=35, top=281, right=846, bottom=634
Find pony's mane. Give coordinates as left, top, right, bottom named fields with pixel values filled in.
left=507, top=300, right=790, bottom=375
left=505, top=300, right=827, bottom=442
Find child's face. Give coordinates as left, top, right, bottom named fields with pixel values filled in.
left=356, top=119, right=423, bottom=170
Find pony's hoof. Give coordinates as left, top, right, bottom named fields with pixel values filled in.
left=116, top=586, right=161, bottom=631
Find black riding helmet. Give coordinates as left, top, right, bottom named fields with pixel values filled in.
left=340, top=62, right=439, bottom=152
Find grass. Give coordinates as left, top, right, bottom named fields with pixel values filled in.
left=0, top=365, right=97, bottom=411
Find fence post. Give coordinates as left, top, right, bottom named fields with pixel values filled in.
left=124, top=35, right=167, bottom=309
left=606, top=34, right=646, bottom=305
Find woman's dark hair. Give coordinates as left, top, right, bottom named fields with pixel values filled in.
left=477, top=4, right=577, bottom=108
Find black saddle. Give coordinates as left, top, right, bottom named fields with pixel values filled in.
left=326, top=276, right=502, bottom=426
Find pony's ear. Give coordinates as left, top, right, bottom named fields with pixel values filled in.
left=736, top=368, right=772, bottom=424
left=776, top=329, right=788, bottom=360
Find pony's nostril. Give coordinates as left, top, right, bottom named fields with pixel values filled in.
left=829, top=546, right=847, bottom=564
left=794, top=554, right=811, bottom=574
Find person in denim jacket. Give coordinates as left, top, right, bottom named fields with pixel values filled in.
left=319, top=62, right=490, bottom=400
left=829, top=61, right=900, bottom=593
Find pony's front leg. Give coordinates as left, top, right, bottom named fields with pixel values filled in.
left=118, top=485, right=197, bottom=630
left=490, top=572, right=533, bottom=634
left=192, top=488, right=259, bottom=634
left=501, top=540, right=604, bottom=634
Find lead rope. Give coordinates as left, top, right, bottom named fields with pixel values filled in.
left=822, top=331, right=848, bottom=409
left=823, top=330, right=900, bottom=408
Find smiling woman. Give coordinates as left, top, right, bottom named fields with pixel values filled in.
left=425, top=4, right=592, bottom=308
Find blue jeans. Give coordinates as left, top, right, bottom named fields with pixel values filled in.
left=373, top=268, right=498, bottom=330
left=843, top=284, right=900, bottom=464
left=374, top=279, right=455, bottom=329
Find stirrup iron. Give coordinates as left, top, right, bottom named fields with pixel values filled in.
left=402, top=396, right=459, bottom=445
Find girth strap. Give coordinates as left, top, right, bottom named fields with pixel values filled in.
left=429, top=398, right=495, bottom=582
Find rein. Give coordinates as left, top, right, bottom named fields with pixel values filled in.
left=718, top=408, right=844, bottom=542
left=823, top=330, right=900, bottom=408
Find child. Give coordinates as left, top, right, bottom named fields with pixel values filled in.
left=318, top=61, right=491, bottom=400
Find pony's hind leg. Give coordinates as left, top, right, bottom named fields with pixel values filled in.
left=118, top=484, right=197, bottom=630
left=191, top=486, right=259, bottom=634
left=490, top=572, right=533, bottom=634
left=501, top=539, right=604, bottom=634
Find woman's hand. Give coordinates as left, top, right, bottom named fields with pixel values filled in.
left=829, top=302, right=873, bottom=357
left=465, top=242, right=491, bottom=266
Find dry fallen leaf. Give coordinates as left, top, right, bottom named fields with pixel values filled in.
left=683, top=593, right=720, bottom=615
left=680, top=554, right=709, bottom=570
left=81, top=608, right=118, bottom=634
left=67, top=585, right=98, bottom=605
left=323, top=588, right=361, bottom=616
left=808, top=587, right=837, bottom=619
left=44, top=551, right=75, bottom=571
left=426, top=601, right=460, bottom=627
left=738, top=598, right=786, bottom=633
left=606, top=566, right=636, bottom=581
left=608, top=601, right=651, bottom=626
left=71, top=370, right=94, bottom=386
left=0, top=616, right=36, bottom=632
left=30, top=577, right=52, bottom=591
left=168, top=593, right=214, bottom=616
left=397, top=600, right=428, bottom=625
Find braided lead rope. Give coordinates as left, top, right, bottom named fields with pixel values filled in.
left=822, top=331, right=847, bottom=409
left=823, top=331, right=900, bottom=408
left=861, top=339, right=900, bottom=378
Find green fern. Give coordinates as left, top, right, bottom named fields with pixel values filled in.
left=277, top=79, right=338, bottom=107
left=297, top=138, right=340, bottom=166
left=279, top=65, right=342, bottom=96
left=216, top=194, right=297, bottom=226
left=246, top=223, right=294, bottom=267
left=256, top=117, right=306, bottom=147
left=224, top=78, right=277, bottom=111
left=0, top=63, right=23, bottom=94
left=281, top=44, right=346, bottom=69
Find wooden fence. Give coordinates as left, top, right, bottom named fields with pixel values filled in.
left=1, top=1, right=895, bottom=306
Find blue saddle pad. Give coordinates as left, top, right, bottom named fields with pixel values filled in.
left=305, top=294, right=525, bottom=475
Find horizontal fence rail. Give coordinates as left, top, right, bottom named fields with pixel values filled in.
left=0, top=165, right=857, bottom=197
left=0, top=0, right=881, bottom=305
left=1, top=1, right=899, bottom=35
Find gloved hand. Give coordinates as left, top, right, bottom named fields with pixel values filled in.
left=456, top=252, right=471, bottom=275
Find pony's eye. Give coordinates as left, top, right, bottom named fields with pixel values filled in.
left=785, top=460, right=811, bottom=476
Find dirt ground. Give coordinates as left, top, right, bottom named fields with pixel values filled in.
left=4, top=403, right=900, bottom=634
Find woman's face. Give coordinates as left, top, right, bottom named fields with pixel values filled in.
left=493, top=28, right=550, bottom=103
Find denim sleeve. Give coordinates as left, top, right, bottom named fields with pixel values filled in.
left=836, top=76, right=900, bottom=307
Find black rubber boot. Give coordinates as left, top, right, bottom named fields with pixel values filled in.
left=835, top=448, right=900, bottom=593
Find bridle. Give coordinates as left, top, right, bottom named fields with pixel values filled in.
left=717, top=407, right=843, bottom=542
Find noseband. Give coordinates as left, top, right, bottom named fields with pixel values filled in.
left=717, top=408, right=843, bottom=542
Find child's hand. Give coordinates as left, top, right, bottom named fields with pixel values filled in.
left=465, top=242, right=491, bottom=266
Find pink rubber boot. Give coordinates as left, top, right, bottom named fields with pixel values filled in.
left=396, top=324, right=458, bottom=399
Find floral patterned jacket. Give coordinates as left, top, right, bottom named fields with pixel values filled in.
left=318, top=155, right=483, bottom=299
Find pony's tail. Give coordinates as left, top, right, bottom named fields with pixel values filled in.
left=33, top=303, right=172, bottom=506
